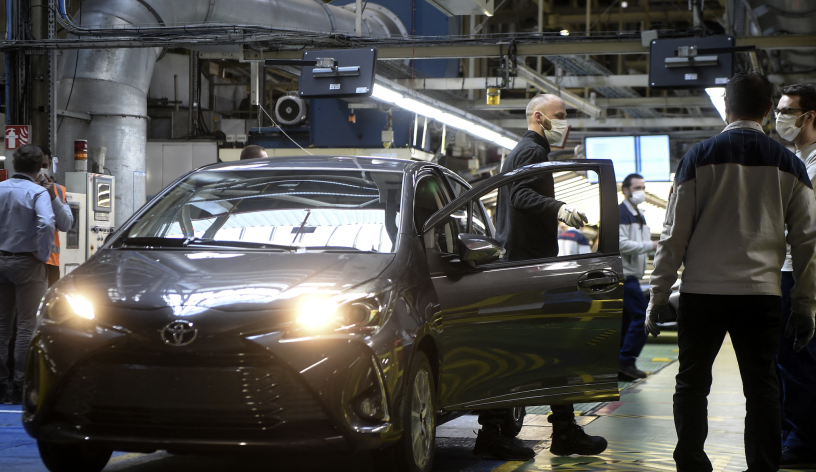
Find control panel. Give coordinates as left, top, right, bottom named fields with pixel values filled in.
left=65, top=172, right=116, bottom=259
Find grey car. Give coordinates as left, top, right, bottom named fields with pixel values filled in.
left=24, top=156, right=624, bottom=472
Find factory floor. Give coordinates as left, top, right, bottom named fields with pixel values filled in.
left=2, top=335, right=813, bottom=472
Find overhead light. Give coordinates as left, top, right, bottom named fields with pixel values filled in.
left=621, top=1, right=628, bottom=8
left=371, top=84, right=518, bottom=150
left=705, top=87, right=727, bottom=123
left=560, top=30, right=570, bottom=36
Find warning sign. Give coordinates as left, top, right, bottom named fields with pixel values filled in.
left=5, top=125, right=30, bottom=151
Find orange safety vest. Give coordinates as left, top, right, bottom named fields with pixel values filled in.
left=47, top=183, right=67, bottom=267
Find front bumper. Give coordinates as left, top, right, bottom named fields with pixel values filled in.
left=23, top=323, right=399, bottom=453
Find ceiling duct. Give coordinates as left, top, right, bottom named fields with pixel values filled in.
left=55, top=0, right=406, bottom=226
left=750, top=0, right=816, bottom=72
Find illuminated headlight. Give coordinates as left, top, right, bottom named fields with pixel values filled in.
left=38, top=283, right=96, bottom=324
left=294, top=280, right=393, bottom=334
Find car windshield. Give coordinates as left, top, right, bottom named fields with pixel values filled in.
left=122, top=168, right=404, bottom=253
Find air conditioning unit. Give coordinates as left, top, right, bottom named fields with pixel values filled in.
left=274, top=94, right=307, bottom=126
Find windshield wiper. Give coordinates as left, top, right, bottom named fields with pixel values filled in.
left=183, top=239, right=291, bottom=251
left=299, top=246, right=379, bottom=253
left=121, top=237, right=187, bottom=248
left=290, top=209, right=311, bottom=247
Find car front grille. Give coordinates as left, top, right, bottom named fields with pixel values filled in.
left=52, top=353, right=326, bottom=433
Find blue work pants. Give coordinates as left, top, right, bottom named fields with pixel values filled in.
left=779, top=271, right=816, bottom=456
left=620, top=276, right=647, bottom=366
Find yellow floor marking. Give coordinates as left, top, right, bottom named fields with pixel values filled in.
left=671, top=349, right=679, bottom=352
left=597, top=413, right=727, bottom=421
left=493, top=460, right=527, bottom=472
left=107, top=453, right=146, bottom=464
left=712, top=455, right=732, bottom=472
left=651, top=357, right=672, bottom=362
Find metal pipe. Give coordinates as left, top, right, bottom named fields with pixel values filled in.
left=54, top=0, right=405, bottom=226
left=5, top=0, right=11, bottom=125
left=355, top=0, right=362, bottom=37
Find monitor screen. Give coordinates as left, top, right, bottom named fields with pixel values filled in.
left=585, top=135, right=671, bottom=183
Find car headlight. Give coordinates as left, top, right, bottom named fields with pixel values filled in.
left=293, top=279, right=394, bottom=335
left=38, top=281, right=96, bottom=325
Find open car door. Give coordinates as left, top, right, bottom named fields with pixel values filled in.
left=422, top=160, right=623, bottom=411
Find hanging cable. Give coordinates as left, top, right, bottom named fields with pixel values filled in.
left=258, top=105, right=313, bottom=156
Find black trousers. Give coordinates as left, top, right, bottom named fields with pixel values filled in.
left=674, top=293, right=781, bottom=472
left=478, top=404, right=575, bottom=428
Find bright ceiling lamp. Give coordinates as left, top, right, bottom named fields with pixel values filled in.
left=705, top=87, right=727, bottom=123
left=371, top=84, right=518, bottom=150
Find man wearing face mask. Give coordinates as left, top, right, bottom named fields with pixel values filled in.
left=775, top=83, right=816, bottom=468
left=618, top=173, right=657, bottom=381
left=647, top=72, right=816, bottom=472
left=473, top=94, right=605, bottom=462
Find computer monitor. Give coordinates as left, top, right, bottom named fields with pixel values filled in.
left=586, top=135, right=671, bottom=183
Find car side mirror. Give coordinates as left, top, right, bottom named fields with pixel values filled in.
left=457, top=234, right=505, bottom=266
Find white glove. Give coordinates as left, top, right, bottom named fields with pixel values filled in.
left=558, top=204, right=588, bottom=228
left=645, top=302, right=667, bottom=337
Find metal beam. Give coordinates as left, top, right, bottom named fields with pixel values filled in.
left=548, top=8, right=723, bottom=26
left=457, top=96, right=714, bottom=110
left=389, top=75, right=649, bottom=90
left=515, top=63, right=602, bottom=118
left=260, top=34, right=816, bottom=60
left=496, top=117, right=726, bottom=129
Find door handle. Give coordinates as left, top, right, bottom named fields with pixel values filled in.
left=578, top=276, right=618, bottom=288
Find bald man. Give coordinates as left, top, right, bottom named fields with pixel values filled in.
left=473, top=94, right=606, bottom=461
left=495, top=94, right=587, bottom=261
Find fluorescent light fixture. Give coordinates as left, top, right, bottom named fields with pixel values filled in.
left=560, top=30, right=570, bottom=36
left=372, top=84, right=402, bottom=103
left=371, top=83, right=518, bottom=150
left=705, top=87, right=727, bottom=123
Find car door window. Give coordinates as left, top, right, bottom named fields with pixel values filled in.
left=414, top=175, right=455, bottom=253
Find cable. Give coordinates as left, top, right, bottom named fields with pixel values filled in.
left=57, top=0, right=82, bottom=133
left=258, top=105, right=313, bottom=155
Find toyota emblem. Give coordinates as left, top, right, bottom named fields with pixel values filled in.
left=160, top=321, right=198, bottom=346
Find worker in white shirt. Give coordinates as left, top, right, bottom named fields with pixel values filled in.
left=618, top=173, right=657, bottom=380
left=775, top=83, right=816, bottom=469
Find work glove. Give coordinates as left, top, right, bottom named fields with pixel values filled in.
left=785, top=312, right=815, bottom=353
left=645, top=302, right=668, bottom=338
left=558, top=204, right=588, bottom=229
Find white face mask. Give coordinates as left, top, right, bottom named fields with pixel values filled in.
left=776, top=113, right=806, bottom=142
left=629, top=190, right=646, bottom=206
left=541, top=115, right=569, bottom=146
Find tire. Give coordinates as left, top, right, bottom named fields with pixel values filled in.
left=373, top=351, right=436, bottom=472
left=501, top=406, right=526, bottom=438
left=38, top=440, right=112, bottom=472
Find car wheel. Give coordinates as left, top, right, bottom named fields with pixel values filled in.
left=38, top=440, right=112, bottom=472
left=501, top=406, right=526, bottom=438
left=373, top=351, right=436, bottom=472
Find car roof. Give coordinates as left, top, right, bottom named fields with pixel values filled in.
left=201, top=155, right=422, bottom=173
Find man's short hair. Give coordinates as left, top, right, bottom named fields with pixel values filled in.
left=781, top=83, right=816, bottom=129
left=622, top=173, right=644, bottom=190
left=725, top=71, right=773, bottom=120
left=38, top=145, right=52, bottom=158
left=239, top=145, right=267, bottom=160
left=13, top=144, right=44, bottom=174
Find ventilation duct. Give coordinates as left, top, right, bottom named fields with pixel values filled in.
left=749, top=0, right=816, bottom=71
left=55, top=0, right=406, bottom=226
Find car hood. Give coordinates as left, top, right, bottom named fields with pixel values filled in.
left=68, top=249, right=395, bottom=315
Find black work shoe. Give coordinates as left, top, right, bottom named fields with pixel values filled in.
left=9, top=383, right=23, bottom=405
left=550, top=422, right=607, bottom=456
left=781, top=447, right=816, bottom=469
left=473, top=428, right=535, bottom=461
left=618, top=363, right=647, bottom=381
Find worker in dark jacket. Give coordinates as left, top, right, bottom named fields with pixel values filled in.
left=473, top=94, right=605, bottom=462
left=495, top=98, right=587, bottom=260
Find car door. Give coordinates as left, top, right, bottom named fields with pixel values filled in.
left=423, top=160, right=623, bottom=411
